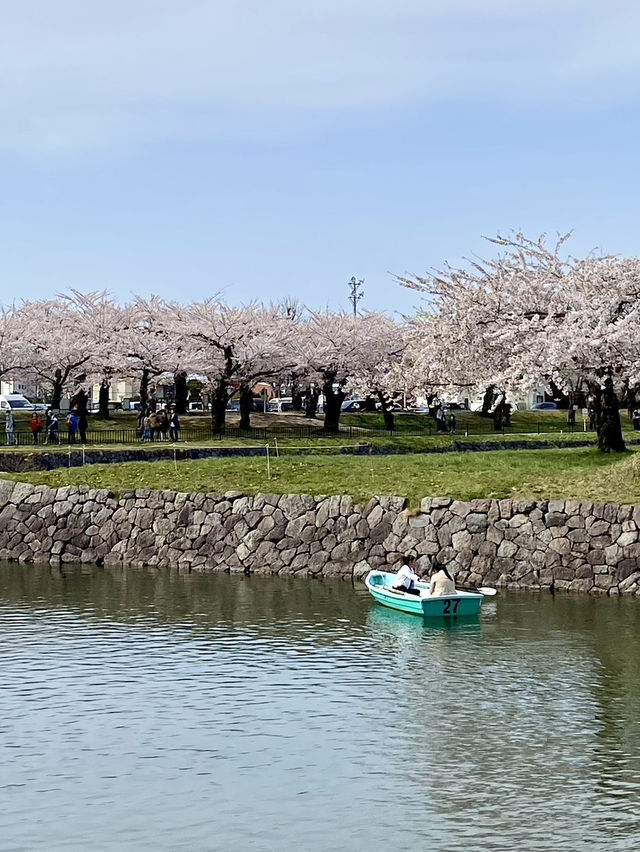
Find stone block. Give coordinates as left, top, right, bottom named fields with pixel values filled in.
left=467, top=513, right=489, bottom=533
left=450, top=500, right=470, bottom=518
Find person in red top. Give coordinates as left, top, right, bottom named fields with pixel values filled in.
left=30, top=412, right=42, bottom=445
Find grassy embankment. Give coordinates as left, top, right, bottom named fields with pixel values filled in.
left=3, top=446, right=640, bottom=506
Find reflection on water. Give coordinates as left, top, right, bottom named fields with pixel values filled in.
left=1, top=564, right=640, bottom=851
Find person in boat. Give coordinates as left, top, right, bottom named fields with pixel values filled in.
left=392, top=555, right=420, bottom=595
left=429, top=563, right=456, bottom=597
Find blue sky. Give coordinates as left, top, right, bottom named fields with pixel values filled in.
left=1, top=0, right=639, bottom=316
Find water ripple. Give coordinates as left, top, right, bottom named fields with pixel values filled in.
left=1, top=564, right=640, bottom=851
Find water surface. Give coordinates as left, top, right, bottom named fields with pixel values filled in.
left=1, top=564, right=640, bottom=851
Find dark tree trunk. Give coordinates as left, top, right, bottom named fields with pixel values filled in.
left=492, top=394, right=509, bottom=431
left=51, top=368, right=65, bottom=410
left=481, top=385, right=496, bottom=418
left=363, top=395, right=378, bottom=413
left=291, top=377, right=304, bottom=411
left=211, top=381, right=229, bottom=434
left=239, top=384, right=253, bottom=430
left=139, top=368, right=150, bottom=417
left=70, top=387, right=88, bottom=417
left=304, top=386, right=319, bottom=419
left=98, top=379, right=110, bottom=419
left=174, top=371, right=188, bottom=416
left=548, top=379, right=571, bottom=409
left=591, top=378, right=626, bottom=453
left=322, top=373, right=346, bottom=432
left=378, top=391, right=395, bottom=431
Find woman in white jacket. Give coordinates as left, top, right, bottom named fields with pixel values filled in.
left=392, top=555, right=420, bottom=595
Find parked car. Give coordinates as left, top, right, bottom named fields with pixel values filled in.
left=188, top=401, right=204, bottom=412
left=90, top=401, right=124, bottom=413
left=0, top=393, right=35, bottom=411
left=267, top=397, right=294, bottom=413
left=531, top=402, right=558, bottom=410
left=341, top=399, right=365, bottom=412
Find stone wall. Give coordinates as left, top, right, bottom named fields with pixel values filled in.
left=1, top=480, right=639, bottom=595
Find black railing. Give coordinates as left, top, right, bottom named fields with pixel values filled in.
left=0, top=419, right=598, bottom=448
left=0, top=424, right=355, bottom=448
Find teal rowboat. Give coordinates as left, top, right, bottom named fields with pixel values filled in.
left=364, top=570, right=483, bottom=618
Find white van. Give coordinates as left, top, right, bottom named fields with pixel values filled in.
left=0, top=394, right=35, bottom=411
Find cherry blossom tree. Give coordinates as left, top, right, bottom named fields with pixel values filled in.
left=64, top=290, right=122, bottom=419
left=401, top=232, right=640, bottom=452
left=116, top=296, right=190, bottom=418
left=18, top=293, right=109, bottom=409
left=293, top=311, right=404, bottom=432
left=348, top=314, right=408, bottom=430
left=176, top=300, right=295, bottom=432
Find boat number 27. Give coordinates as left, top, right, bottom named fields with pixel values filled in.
left=442, top=599, right=460, bottom=615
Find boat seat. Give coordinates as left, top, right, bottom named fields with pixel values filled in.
left=387, top=587, right=425, bottom=598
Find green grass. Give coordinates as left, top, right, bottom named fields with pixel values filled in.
left=4, top=446, right=640, bottom=505
left=341, top=408, right=623, bottom=436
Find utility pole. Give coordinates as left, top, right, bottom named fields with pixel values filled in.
left=348, top=276, right=364, bottom=318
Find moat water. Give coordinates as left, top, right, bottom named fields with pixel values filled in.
left=1, top=563, right=640, bottom=851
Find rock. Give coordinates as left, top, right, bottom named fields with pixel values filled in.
left=451, top=530, right=473, bottom=551
left=450, top=500, right=470, bottom=518
left=617, top=531, right=638, bottom=547
left=497, top=540, right=518, bottom=558
left=467, top=513, right=489, bottom=533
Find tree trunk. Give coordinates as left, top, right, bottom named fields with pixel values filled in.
left=592, top=378, right=626, bottom=453
left=322, top=373, right=346, bottom=432
left=291, top=377, right=304, bottom=411
left=239, top=383, right=253, bottom=430
left=70, top=387, right=88, bottom=416
left=481, top=384, right=496, bottom=417
left=378, top=391, right=395, bottom=431
left=304, top=386, right=319, bottom=419
left=492, top=393, right=508, bottom=431
left=174, top=370, right=188, bottom=416
left=98, top=379, right=110, bottom=419
left=139, top=368, right=150, bottom=416
left=211, top=380, right=229, bottom=434
left=363, top=395, right=378, bottom=413
left=51, top=368, right=65, bottom=410
left=548, top=379, right=571, bottom=409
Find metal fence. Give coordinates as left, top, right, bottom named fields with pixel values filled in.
left=0, top=424, right=355, bottom=447
left=0, top=419, right=595, bottom=448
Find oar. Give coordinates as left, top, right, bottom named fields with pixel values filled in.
left=457, top=585, right=497, bottom=596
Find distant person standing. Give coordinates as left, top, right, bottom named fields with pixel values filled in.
left=66, top=410, right=78, bottom=444
left=5, top=410, right=15, bottom=446
left=160, top=409, right=170, bottom=441
left=169, top=409, right=181, bottom=442
left=30, top=412, right=42, bottom=445
left=46, top=412, right=59, bottom=444
left=78, top=411, right=88, bottom=444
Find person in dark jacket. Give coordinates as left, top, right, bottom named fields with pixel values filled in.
left=46, top=413, right=59, bottom=444
left=169, top=409, right=181, bottom=442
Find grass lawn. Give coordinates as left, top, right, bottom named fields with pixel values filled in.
left=3, top=446, right=639, bottom=506
left=341, top=408, right=629, bottom=436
